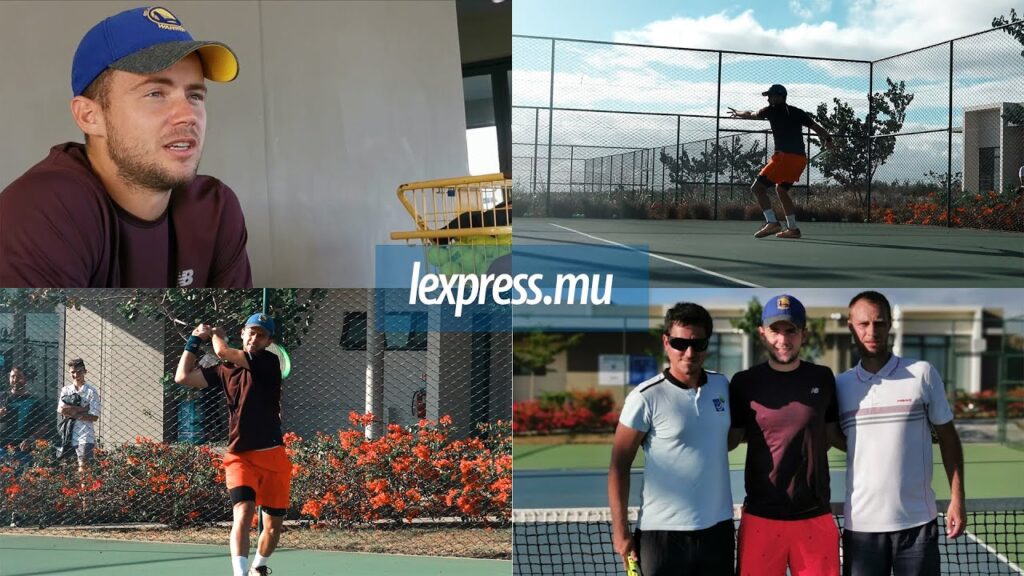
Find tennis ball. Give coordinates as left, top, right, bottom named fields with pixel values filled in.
left=427, top=246, right=445, bottom=266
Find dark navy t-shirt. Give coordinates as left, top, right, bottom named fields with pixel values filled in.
left=0, top=142, right=252, bottom=288
left=730, top=361, right=838, bottom=520
left=756, top=104, right=815, bottom=155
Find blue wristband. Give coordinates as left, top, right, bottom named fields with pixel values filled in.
left=185, top=335, right=204, bottom=355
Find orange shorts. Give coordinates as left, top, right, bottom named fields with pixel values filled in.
left=759, top=152, right=808, bottom=184
left=737, top=511, right=839, bottom=576
left=223, top=445, right=292, bottom=509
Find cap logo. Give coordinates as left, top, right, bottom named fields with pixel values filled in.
left=145, top=7, right=185, bottom=32
left=777, top=296, right=790, bottom=310
left=259, top=314, right=268, bottom=323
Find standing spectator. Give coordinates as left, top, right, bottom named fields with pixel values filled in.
left=56, top=359, right=101, bottom=472
left=0, top=366, right=48, bottom=470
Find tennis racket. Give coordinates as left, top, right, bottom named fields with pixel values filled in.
left=627, top=555, right=643, bottom=576
left=267, top=342, right=292, bottom=379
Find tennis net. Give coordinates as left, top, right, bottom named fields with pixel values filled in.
left=513, top=499, right=1024, bottom=574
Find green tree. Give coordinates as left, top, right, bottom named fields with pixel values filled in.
left=812, top=78, right=914, bottom=203
left=993, top=9, right=1024, bottom=57
left=513, top=331, right=582, bottom=400
left=729, top=297, right=826, bottom=362
left=720, top=136, right=765, bottom=185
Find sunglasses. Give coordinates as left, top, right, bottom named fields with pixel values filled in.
left=668, top=337, right=709, bottom=352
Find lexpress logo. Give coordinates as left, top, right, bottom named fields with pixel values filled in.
left=407, top=261, right=613, bottom=317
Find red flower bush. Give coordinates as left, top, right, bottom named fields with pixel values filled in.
left=513, top=389, right=619, bottom=434
left=290, top=413, right=510, bottom=527
left=0, top=415, right=510, bottom=530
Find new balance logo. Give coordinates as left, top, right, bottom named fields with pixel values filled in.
left=177, top=269, right=195, bottom=287
left=810, top=387, right=820, bottom=394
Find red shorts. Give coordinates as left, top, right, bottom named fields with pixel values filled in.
left=760, top=152, right=808, bottom=184
left=737, top=510, right=839, bottom=576
left=223, top=445, right=292, bottom=509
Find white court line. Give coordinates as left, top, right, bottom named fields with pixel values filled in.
left=963, top=531, right=1024, bottom=574
left=547, top=223, right=762, bottom=288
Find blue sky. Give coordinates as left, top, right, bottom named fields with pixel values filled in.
left=515, top=0, right=844, bottom=42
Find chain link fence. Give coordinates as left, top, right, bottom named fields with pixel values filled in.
left=0, top=289, right=511, bottom=559
left=513, top=21, right=1024, bottom=230
left=513, top=309, right=1023, bottom=444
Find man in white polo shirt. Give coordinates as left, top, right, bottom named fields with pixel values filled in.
left=837, top=291, right=966, bottom=576
left=609, top=302, right=733, bottom=576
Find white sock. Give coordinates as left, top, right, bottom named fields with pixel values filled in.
left=786, top=214, right=798, bottom=229
left=232, top=556, right=248, bottom=576
left=763, top=209, right=777, bottom=223
left=253, top=553, right=269, bottom=568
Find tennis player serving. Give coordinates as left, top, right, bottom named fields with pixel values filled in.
left=728, top=84, right=834, bottom=239
left=175, top=313, right=288, bottom=576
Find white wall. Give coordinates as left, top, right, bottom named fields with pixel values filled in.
left=0, top=1, right=469, bottom=287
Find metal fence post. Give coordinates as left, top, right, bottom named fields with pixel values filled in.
left=947, top=40, right=954, bottom=227
left=545, top=39, right=556, bottom=215
left=866, top=62, right=874, bottom=222
left=714, top=52, right=723, bottom=219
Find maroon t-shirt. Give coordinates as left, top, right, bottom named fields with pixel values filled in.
left=730, top=361, right=838, bottom=520
left=203, top=349, right=283, bottom=453
left=0, top=142, right=252, bottom=288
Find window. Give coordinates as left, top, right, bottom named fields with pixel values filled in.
left=707, top=333, right=743, bottom=378
left=340, top=312, right=368, bottom=351
left=384, top=312, right=428, bottom=351
left=901, top=335, right=970, bottom=393
left=463, top=59, right=510, bottom=176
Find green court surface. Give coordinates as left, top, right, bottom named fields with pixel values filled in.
left=0, top=535, right=509, bottom=576
left=514, top=218, right=1024, bottom=287
left=514, top=440, right=1024, bottom=498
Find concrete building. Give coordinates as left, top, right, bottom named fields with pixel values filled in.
left=963, top=103, right=1024, bottom=194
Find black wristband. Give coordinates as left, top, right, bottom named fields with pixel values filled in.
left=184, top=335, right=203, bottom=355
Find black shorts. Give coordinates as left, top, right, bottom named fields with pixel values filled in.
left=842, top=520, right=939, bottom=576
left=634, top=519, right=735, bottom=576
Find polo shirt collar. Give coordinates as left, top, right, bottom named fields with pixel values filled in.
left=855, top=353, right=900, bottom=382
left=663, top=368, right=708, bottom=389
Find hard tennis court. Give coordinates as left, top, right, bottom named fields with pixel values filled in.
left=0, top=534, right=508, bottom=576
left=513, top=218, right=1024, bottom=287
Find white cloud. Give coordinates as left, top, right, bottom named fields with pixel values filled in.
left=611, top=1, right=1020, bottom=61
left=790, top=0, right=833, bottom=21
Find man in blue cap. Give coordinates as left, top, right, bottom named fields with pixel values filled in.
left=0, top=6, right=251, bottom=288
left=728, top=84, right=834, bottom=239
left=728, top=294, right=845, bottom=576
left=175, top=312, right=287, bottom=576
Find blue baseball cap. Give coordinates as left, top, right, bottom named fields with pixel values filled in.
left=762, top=294, right=806, bottom=328
left=244, top=313, right=275, bottom=337
left=72, top=6, right=238, bottom=97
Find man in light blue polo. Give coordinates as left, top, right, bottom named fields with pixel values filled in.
left=609, top=302, right=733, bottom=576
left=837, top=290, right=965, bottom=576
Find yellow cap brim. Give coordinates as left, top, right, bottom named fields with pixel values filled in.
left=196, top=43, right=239, bottom=83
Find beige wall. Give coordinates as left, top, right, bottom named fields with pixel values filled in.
left=0, top=1, right=469, bottom=287
left=62, top=301, right=165, bottom=445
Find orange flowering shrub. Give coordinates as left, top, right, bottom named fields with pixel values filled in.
left=0, top=438, right=227, bottom=527
left=0, top=415, right=510, bottom=529
left=290, top=413, right=511, bottom=528
left=878, top=191, right=1023, bottom=231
